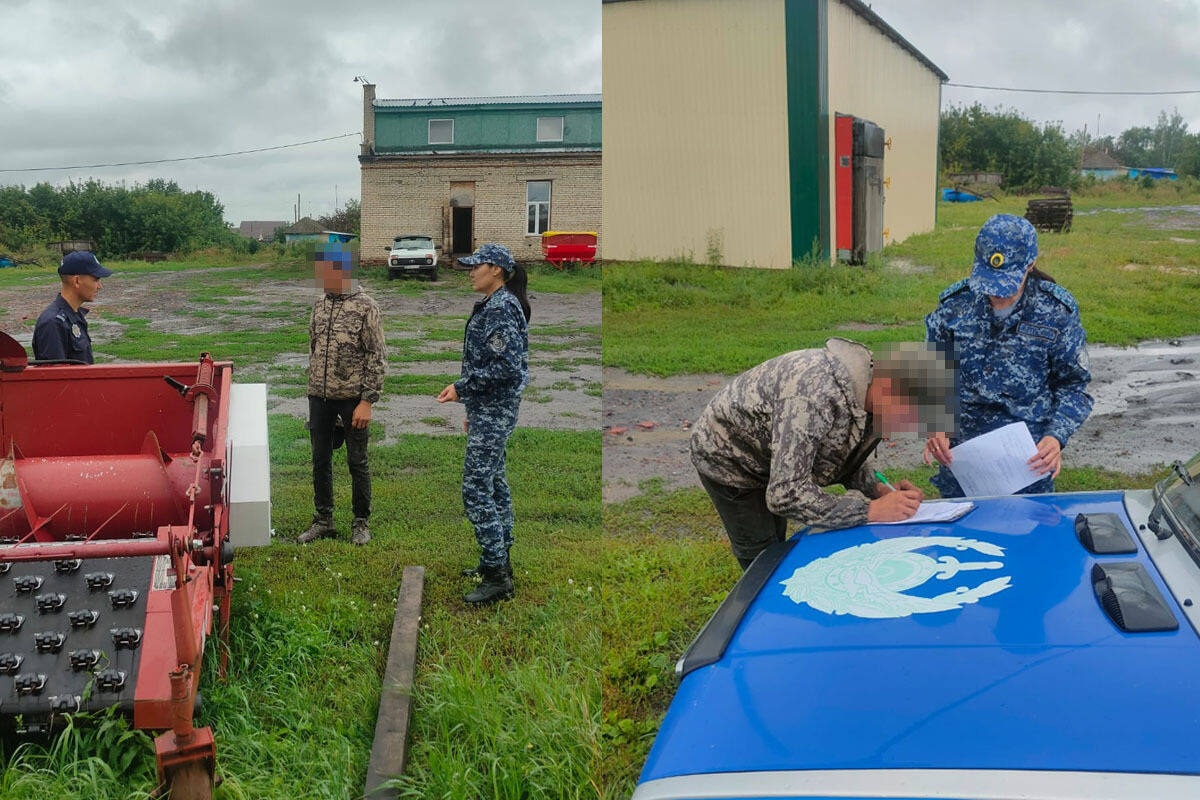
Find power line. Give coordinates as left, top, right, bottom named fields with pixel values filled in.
left=0, top=132, right=362, bottom=174
left=946, top=82, right=1200, bottom=96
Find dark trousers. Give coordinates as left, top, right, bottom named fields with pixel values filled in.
left=309, top=396, right=371, bottom=520
left=698, top=473, right=789, bottom=570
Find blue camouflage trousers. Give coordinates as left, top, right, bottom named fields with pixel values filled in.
left=463, top=398, right=521, bottom=568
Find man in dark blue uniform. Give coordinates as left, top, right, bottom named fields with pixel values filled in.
left=925, top=214, right=1093, bottom=496
left=31, top=251, right=113, bottom=364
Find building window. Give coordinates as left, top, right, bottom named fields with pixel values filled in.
left=526, top=181, right=551, bottom=235
left=428, top=119, right=453, bottom=145
left=536, top=116, right=564, bottom=142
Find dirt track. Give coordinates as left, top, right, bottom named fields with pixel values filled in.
left=1, top=267, right=600, bottom=436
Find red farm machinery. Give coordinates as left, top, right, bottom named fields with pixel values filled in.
left=0, top=331, right=270, bottom=798
left=540, top=231, right=598, bottom=269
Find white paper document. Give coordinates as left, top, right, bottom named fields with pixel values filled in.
left=947, top=421, right=1042, bottom=497
left=876, top=500, right=976, bottom=525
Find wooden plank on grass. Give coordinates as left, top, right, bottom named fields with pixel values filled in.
left=364, top=565, right=425, bottom=798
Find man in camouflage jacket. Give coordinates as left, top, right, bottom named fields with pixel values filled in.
left=298, top=246, right=386, bottom=546
left=691, top=338, right=947, bottom=569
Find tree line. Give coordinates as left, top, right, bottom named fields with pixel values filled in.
left=939, top=104, right=1200, bottom=189
left=0, top=178, right=244, bottom=256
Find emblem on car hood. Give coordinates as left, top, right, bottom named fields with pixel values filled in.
left=780, top=536, right=1011, bottom=619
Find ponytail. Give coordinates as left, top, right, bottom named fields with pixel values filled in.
left=505, top=264, right=532, bottom=322
left=1029, top=266, right=1056, bottom=284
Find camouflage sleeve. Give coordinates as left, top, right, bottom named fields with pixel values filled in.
left=454, top=305, right=524, bottom=401
left=359, top=301, right=386, bottom=404
left=765, top=397, right=872, bottom=530
left=1045, top=312, right=1093, bottom=447
left=846, top=460, right=881, bottom=498
left=925, top=303, right=950, bottom=347
left=308, top=303, right=317, bottom=355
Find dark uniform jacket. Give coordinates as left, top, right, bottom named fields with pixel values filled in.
left=454, top=286, right=529, bottom=406
left=690, top=338, right=880, bottom=531
left=925, top=277, right=1093, bottom=447
left=307, top=290, right=385, bottom=402
left=32, top=294, right=93, bottom=364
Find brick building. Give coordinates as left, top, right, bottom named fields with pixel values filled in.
left=358, top=86, right=601, bottom=264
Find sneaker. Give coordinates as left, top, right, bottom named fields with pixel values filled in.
left=297, top=516, right=335, bottom=544
left=351, top=517, right=371, bottom=546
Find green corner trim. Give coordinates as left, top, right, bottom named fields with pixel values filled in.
left=785, top=0, right=830, bottom=263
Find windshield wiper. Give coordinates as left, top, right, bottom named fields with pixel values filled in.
left=1172, top=460, right=1194, bottom=487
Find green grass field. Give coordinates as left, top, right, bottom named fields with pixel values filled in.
left=603, top=195, right=1200, bottom=376
left=0, top=254, right=601, bottom=799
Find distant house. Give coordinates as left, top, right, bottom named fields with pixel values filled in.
left=238, top=220, right=288, bottom=242
left=358, top=86, right=601, bottom=263
left=282, top=217, right=356, bottom=244
left=1081, top=149, right=1124, bottom=181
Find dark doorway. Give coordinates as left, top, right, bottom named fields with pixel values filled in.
left=452, top=207, right=473, bottom=254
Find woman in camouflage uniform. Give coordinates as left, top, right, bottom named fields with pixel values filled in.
left=924, top=214, right=1093, bottom=496
left=437, top=243, right=531, bottom=605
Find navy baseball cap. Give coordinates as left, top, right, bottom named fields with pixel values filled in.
left=458, top=243, right=515, bottom=274
left=59, top=251, right=113, bottom=279
left=969, top=214, right=1037, bottom=298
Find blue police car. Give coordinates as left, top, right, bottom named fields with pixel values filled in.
left=634, top=454, right=1200, bottom=800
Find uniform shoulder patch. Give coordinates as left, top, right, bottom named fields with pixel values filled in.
left=1037, top=280, right=1079, bottom=314
left=938, top=278, right=971, bottom=304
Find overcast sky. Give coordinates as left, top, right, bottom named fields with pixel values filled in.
left=867, top=0, right=1200, bottom=140
left=1, top=1, right=1196, bottom=227
left=0, top=0, right=601, bottom=224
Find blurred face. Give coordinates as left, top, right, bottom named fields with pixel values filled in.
left=315, top=259, right=350, bottom=294
left=469, top=262, right=504, bottom=294
left=871, top=378, right=921, bottom=438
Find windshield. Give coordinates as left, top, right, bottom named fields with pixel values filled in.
left=1154, top=452, right=1200, bottom=562
left=393, top=237, right=432, bottom=250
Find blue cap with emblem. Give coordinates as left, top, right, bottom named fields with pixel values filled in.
left=969, top=214, right=1037, bottom=298
left=457, top=243, right=515, bottom=275
left=59, top=251, right=113, bottom=279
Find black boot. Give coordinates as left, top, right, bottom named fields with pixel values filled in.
left=461, top=560, right=513, bottom=580
left=463, top=564, right=514, bottom=605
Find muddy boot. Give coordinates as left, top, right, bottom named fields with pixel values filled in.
left=297, top=516, right=335, bottom=544
left=463, top=564, right=514, bottom=606
left=351, top=517, right=371, bottom=546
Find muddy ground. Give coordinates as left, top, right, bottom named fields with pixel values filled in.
left=602, top=336, right=1200, bottom=503
left=602, top=202, right=1200, bottom=504
left=1, top=266, right=600, bottom=437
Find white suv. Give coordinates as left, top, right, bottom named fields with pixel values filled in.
left=386, top=235, right=439, bottom=281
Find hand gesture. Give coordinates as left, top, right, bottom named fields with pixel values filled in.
left=923, top=432, right=953, bottom=467
left=867, top=485, right=922, bottom=522
left=1028, top=435, right=1062, bottom=477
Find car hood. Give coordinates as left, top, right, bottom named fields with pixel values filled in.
left=641, top=492, right=1200, bottom=783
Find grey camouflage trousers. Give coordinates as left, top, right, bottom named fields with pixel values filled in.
left=463, top=399, right=520, bottom=568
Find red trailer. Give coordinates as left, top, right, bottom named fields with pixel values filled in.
left=540, top=231, right=598, bottom=269
left=0, top=331, right=261, bottom=799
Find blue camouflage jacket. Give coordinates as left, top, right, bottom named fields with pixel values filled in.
left=454, top=286, right=529, bottom=405
left=926, top=277, right=1093, bottom=447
